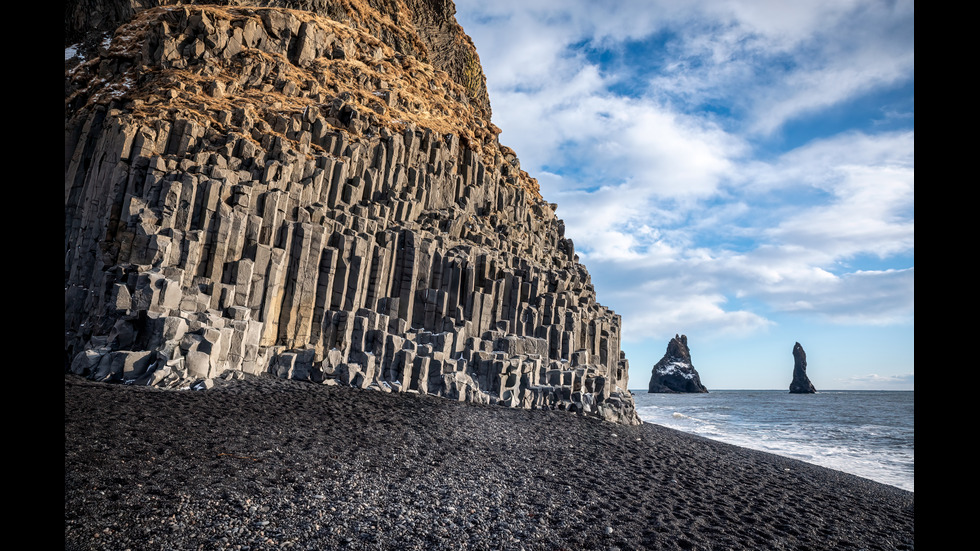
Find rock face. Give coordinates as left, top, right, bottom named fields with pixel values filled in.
left=65, top=0, right=494, bottom=123
left=64, top=1, right=640, bottom=424
left=647, top=334, right=708, bottom=393
left=789, top=342, right=816, bottom=394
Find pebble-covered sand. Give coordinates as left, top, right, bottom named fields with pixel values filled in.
left=65, top=374, right=914, bottom=550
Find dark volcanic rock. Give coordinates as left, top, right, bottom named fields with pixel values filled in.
left=789, top=341, right=816, bottom=394
left=64, top=1, right=639, bottom=424
left=648, top=334, right=708, bottom=393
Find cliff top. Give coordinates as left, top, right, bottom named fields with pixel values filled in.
left=65, top=1, right=541, bottom=198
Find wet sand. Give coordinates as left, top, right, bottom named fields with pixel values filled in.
left=65, top=374, right=914, bottom=550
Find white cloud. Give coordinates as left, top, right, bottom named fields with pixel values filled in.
left=498, top=89, right=744, bottom=202
left=455, top=0, right=913, bottom=346
left=837, top=372, right=914, bottom=390
left=622, top=296, right=773, bottom=342
left=779, top=268, right=914, bottom=325
left=752, top=131, right=915, bottom=261
left=747, top=50, right=914, bottom=136
left=463, top=0, right=914, bottom=137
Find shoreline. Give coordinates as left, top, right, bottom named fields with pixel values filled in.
left=629, top=389, right=914, bottom=493
left=65, top=374, right=913, bottom=550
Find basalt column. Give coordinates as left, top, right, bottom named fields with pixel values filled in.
left=65, top=3, right=640, bottom=424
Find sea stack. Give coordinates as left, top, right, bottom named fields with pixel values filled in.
left=648, top=334, right=708, bottom=393
left=789, top=342, right=816, bottom=394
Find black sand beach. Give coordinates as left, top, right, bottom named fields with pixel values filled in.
left=65, top=374, right=914, bottom=550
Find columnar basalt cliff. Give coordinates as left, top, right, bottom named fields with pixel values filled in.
left=648, top=334, right=708, bottom=393
left=65, top=1, right=640, bottom=424
left=789, top=342, right=816, bottom=394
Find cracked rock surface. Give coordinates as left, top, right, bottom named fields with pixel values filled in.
left=65, top=1, right=637, bottom=424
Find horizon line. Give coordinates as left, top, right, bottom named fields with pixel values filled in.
left=628, top=388, right=914, bottom=392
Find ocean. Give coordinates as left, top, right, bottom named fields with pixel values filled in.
left=630, top=390, right=914, bottom=492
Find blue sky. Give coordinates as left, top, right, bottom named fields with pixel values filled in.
left=455, top=0, right=914, bottom=390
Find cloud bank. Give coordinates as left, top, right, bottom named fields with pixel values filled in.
left=457, top=0, right=914, bottom=347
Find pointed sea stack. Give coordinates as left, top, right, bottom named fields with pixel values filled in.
left=648, top=334, right=708, bottom=393
left=789, top=342, right=816, bottom=394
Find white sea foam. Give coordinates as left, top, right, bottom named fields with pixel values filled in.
left=632, top=390, right=914, bottom=492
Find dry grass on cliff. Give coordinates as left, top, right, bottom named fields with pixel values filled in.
left=66, top=3, right=541, bottom=199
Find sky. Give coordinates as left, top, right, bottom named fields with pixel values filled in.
left=454, top=0, right=914, bottom=390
